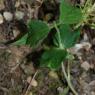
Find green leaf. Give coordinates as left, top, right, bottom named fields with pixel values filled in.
left=13, top=33, right=28, bottom=45
left=26, top=20, right=50, bottom=48
left=60, top=0, right=82, bottom=24
left=40, top=48, right=67, bottom=70
left=54, top=24, right=80, bottom=48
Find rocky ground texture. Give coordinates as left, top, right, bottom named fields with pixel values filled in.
left=0, top=0, right=95, bottom=95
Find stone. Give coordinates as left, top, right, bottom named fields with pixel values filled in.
left=0, top=14, right=3, bottom=24
left=15, top=11, right=24, bottom=20
left=3, top=11, right=13, bottom=21
left=81, top=61, right=90, bottom=71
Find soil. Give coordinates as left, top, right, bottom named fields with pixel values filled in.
left=0, top=0, right=95, bottom=95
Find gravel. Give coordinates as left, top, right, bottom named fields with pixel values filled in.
left=3, top=11, right=13, bottom=21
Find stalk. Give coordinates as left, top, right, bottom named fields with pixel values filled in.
left=62, top=62, right=78, bottom=95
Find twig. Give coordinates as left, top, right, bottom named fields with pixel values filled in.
left=23, top=71, right=38, bottom=95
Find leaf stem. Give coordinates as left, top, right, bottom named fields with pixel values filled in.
left=62, top=62, right=78, bottom=95
left=54, top=22, right=63, bottom=49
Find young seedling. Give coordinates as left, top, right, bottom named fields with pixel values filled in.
left=12, top=0, right=95, bottom=94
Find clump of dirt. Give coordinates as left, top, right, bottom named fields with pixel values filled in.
left=31, top=69, right=62, bottom=95
left=0, top=47, right=62, bottom=95
left=0, top=46, right=31, bottom=95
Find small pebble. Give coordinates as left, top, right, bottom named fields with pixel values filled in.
left=15, top=11, right=24, bottom=20
left=27, top=76, right=38, bottom=87
left=57, top=87, right=64, bottom=93
left=0, top=0, right=5, bottom=10
left=92, top=38, right=95, bottom=45
left=3, top=11, right=13, bottom=21
left=13, top=29, right=20, bottom=38
left=31, top=79, right=38, bottom=87
left=15, top=1, right=20, bottom=8
left=68, top=42, right=91, bottom=55
left=27, top=76, right=32, bottom=83
left=81, top=42, right=91, bottom=51
left=49, top=71, right=58, bottom=79
left=28, top=92, right=33, bottom=95
left=0, top=14, right=3, bottom=24
left=81, top=61, right=90, bottom=71
left=91, top=91, right=95, bottom=95
left=83, top=33, right=88, bottom=41
left=80, top=0, right=85, bottom=6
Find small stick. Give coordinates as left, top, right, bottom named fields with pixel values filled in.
left=23, top=71, right=38, bottom=95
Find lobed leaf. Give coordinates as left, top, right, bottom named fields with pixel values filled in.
left=13, top=34, right=28, bottom=45
left=27, top=20, right=50, bottom=48
left=54, top=24, right=80, bottom=48
left=60, top=0, right=82, bottom=24
left=40, top=48, right=67, bottom=70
